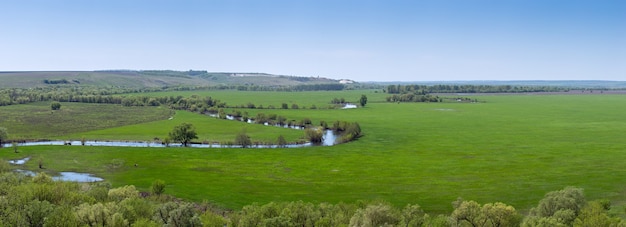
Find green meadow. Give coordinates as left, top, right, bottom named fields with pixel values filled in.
left=2, top=92, right=626, bottom=214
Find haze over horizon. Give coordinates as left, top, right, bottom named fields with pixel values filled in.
left=1, top=0, right=624, bottom=82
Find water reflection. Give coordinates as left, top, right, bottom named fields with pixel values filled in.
left=12, top=169, right=103, bottom=182
left=9, top=157, right=30, bottom=165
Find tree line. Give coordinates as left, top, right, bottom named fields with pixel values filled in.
left=383, top=84, right=567, bottom=103
left=0, top=167, right=620, bottom=227
left=0, top=84, right=349, bottom=107
left=385, top=84, right=569, bottom=94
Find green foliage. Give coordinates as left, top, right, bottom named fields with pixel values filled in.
left=0, top=175, right=624, bottom=227
left=0, top=159, right=11, bottom=173
left=451, top=199, right=483, bottom=226
left=200, top=211, right=227, bottom=227
left=168, top=123, right=198, bottom=147
left=350, top=203, right=400, bottom=227
left=32, top=172, right=53, bottom=184
left=450, top=199, right=520, bottom=227
left=108, top=185, right=139, bottom=202
left=12, top=141, right=18, bottom=153
left=277, top=135, right=287, bottom=148
left=234, top=129, right=252, bottom=148
left=151, top=179, right=166, bottom=196
left=400, top=204, right=426, bottom=227
left=24, top=199, right=55, bottom=227
left=385, top=84, right=567, bottom=94
left=163, top=137, right=171, bottom=147
left=118, top=197, right=155, bottom=224
left=154, top=202, right=201, bottom=227
left=50, top=101, right=61, bottom=110
left=75, top=202, right=115, bottom=226
left=0, top=127, right=7, bottom=147
left=359, top=94, right=367, bottom=107
left=524, top=187, right=586, bottom=226
left=43, top=206, right=80, bottom=227
left=304, top=127, right=324, bottom=143
left=533, top=187, right=586, bottom=217
left=573, top=200, right=625, bottom=226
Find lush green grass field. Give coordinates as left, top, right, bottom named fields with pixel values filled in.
left=72, top=110, right=305, bottom=143
left=0, top=102, right=172, bottom=140
left=2, top=93, right=626, bottom=214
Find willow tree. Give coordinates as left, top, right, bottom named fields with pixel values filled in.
left=168, top=123, right=198, bottom=147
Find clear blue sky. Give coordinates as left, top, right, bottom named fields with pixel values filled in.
left=1, top=0, right=624, bottom=81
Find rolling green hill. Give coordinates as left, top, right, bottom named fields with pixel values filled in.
left=0, top=70, right=342, bottom=88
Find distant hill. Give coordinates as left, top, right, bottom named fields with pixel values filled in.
left=0, top=70, right=342, bottom=88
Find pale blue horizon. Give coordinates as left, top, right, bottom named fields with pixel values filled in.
left=1, top=0, right=624, bottom=81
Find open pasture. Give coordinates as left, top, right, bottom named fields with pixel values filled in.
left=0, top=102, right=172, bottom=140
left=71, top=110, right=306, bottom=143
left=3, top=93, right=626, bottom=214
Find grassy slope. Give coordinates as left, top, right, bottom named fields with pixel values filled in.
left=0, top=71, right=221, bottom=88
left=3, top=93, right=626, bottom=214
left=0, top=71, right=340, bottom=88
left=0, top=102, right=172, bottom=139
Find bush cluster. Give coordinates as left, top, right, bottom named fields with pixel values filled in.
left=0, top=171, right=619, bottom=227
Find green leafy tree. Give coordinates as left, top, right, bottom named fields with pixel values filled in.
left=43, top=206, right=80, bottom=227
left=451, top=199, right=520, bottom=227
left=481, top=202, right=521, bottom=227
left=0, top=159, right=11, bottom=173
left=108, top=185, right=139, bottom=202
left=573, top=200, right=624, bottom=227
left=51, top=102, right=61, bottom=110
left=349, top=203, right=400, bottom=227
left=168, top=123, right=198, bottom=147
left=235, top=129, right=252, bottom=148
left=359, top=95, right=368, bottom=107
left=151, top=179, right=166, bottom=196
left=451, top=199, right=483, bottom=227
left=0, top=127, right=8, bottom=148
left=75, top=202, right=114, bottom=227
left=305, top=127, right=324, bottom=143
left=12, top=141, right=18, bottom=153
left=277, top=135, right=287, bottom=148
left=24, top=200, right=54, bottom=227
left=154, top=202, right=201, bottom=226
left=200, top=211, right=228, bottom=227
left=523, top=187, right=586, bottom=226
left=118, top=197, right=154, bottom=224
left=400, top=204, right=426, bottom=227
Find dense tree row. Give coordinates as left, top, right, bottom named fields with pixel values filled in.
left=386, top=94, right=441, bottom=103
left=0, top=83, right=349, bottom=107
left=330, top=97, right=347, bottom=104
left=291, top=84, right=345, bottom=91
left=0, top=167, right=621, bottom=227
left=0, top=86, right=166, bottom=106
left=385, top=84, right=568, bottom=94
